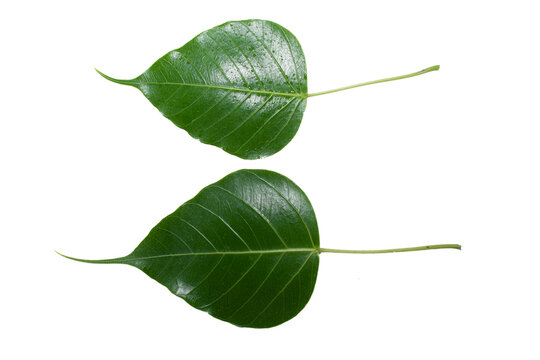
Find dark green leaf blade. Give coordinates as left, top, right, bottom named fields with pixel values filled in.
left=63, top=170, right=319, bottom=328
left=99, top=20, right=308, bottom=159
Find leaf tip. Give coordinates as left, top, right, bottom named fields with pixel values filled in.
left=55, top=250, right=123, bottom=264
left=95, top=68, right=133, bottom=86
left=55, top=250, right=82, bottom=262
left=55, top=250, right=68, bottom=258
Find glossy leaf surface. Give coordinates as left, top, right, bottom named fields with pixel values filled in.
left=100, top=20, right=307, bottom=159
left=63, top=170, right=319, bottom=328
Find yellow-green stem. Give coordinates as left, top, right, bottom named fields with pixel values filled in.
left=318, top=243, right=461, bottom=254
left=307, top=65, right=440, bottom=97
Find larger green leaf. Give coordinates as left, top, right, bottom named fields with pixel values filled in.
left=61, top=170, right=319, bottom=328
left=99, top=19, right=307, bottom=159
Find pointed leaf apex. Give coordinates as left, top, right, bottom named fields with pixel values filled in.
left=56, top=250, right=127, bottom=264
left=95, top=68, right=133, bottom=86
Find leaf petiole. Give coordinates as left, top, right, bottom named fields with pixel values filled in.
left=318, top=243, right=461, bottom=254
left=306, top=65, right=440, bottom=98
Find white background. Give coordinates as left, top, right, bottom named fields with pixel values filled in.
left=1, top=0, right=539, bottom=359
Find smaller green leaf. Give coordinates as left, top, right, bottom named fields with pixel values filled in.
left=98, top=19, right=308, bottom=159
left=98, top=19, right=439, bottom=159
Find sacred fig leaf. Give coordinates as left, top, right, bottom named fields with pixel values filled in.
left=59, top=169, right=320, bottom=328
left=58, top=170, right=460, bottom=328
left=98, top=20, right=307, bottom=159
left=97, top=19, right=439, bottom=159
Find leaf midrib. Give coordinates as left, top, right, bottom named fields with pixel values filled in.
left=59, top=248, right=318, bottom=265
left=122, top=248, right=316, bottom=262
left=129, top=80, right=306, bottom=98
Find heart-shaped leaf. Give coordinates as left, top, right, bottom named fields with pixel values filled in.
left=98, top=19, right=439, bottom=159
left=59, top=170, right=460, bottom=327
left=99, top=20, right=307, bottom=159
left=61, top=169, right=320, bottom=328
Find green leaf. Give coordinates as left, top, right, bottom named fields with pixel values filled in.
left=99, top=19, right=307, bottom=159
left=58, top=170, right=460, bottom=327
left=60, top=169, right=320, bottom=328
left=98, top=19, right=440, bottom=159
